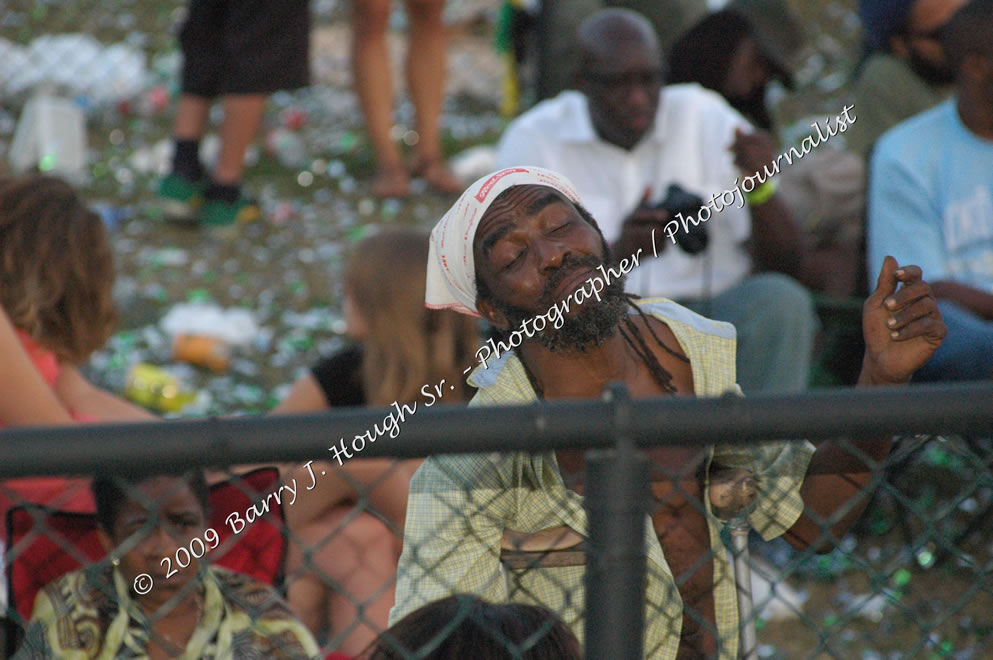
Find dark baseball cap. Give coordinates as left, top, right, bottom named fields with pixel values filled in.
left=728, top=0, right=807, bottom=88
left=859, top=0, right=916, bottom=54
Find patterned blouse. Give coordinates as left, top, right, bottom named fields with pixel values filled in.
left=15, top=563, right=319, bottom=659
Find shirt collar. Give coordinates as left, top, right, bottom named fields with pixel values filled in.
left=111, top=563, right=223, bottom=657
left=467, top=349, right=536, bottom=399
left=465, top=298, right=737, bottom=400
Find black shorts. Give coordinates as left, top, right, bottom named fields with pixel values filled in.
left=179, top=0, right=310, bottom=97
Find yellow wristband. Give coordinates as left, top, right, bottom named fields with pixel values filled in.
left=744, top=179, right=777, bottom=207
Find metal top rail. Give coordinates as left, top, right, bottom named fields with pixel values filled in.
left=1, top=382, right=991, bottom=478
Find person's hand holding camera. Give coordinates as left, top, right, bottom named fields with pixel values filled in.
left=614, top=187, right=671, bottom=260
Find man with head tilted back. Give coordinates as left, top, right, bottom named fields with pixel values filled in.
left=848, top=0, right=968, bottom=159
left=390, top=166, right=945, bottom=658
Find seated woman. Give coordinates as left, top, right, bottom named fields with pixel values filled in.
left=15, top=469, right=319, bottom=659
left=0, top=175, right=156, bottom=425
left=359, top=594, right=582, bottom=659
left=0, top=175, right=156, bottom=571
left=274, top=228, right=478, bottom=654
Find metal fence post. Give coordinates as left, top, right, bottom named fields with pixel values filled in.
left=584, top=383, right=651, bottom=660
left=729, top=517, right=758, bottom=660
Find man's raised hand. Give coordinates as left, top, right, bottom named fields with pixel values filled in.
left=860, top=256, right=946, bottom=386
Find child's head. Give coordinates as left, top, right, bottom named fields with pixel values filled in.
left=362, top=594, right=583, bottom=659
left=0, top=175, right=115, bottom=363
left=344, top=228, right=478, bottom=405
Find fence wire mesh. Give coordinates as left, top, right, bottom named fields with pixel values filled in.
left=1, top=1, right=991, bottom=658
left=3, top=426, right=993, bottom=659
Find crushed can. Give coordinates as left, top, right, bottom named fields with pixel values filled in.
left=125, top=363, right=195, bottom=413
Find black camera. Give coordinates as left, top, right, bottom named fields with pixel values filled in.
left=654, top=183, right=708, bottom=255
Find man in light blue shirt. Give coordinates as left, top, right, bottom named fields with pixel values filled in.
left=867, top=0, right=993, bottom=381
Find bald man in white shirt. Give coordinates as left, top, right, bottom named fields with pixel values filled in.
left=497, top=8, right=816, bottom=393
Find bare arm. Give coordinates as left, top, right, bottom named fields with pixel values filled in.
left=54, top=365, right=157, bottom=421
left=930, top=280, right=993, bottom=320
left=745, top=195, right=806, bottom=276
left=611, top=188, right=672, bottom=262
left=730, top=129, right=805, bottom=276
left=204, top=372, right=334, bottom=484
left=784, top=258, right=946, bottom=551
left=271, top=372, right=330, bottom=414
left=0, top=308, right=73, bottom=425
left=272, top=370, right=419, bottom=531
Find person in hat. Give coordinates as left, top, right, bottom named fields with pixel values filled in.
left=669, top=0, right=869, bottom=298
left=390, top=165, right=945, bottom=658
left=847, top=0, right=968, bottom=158
left=867, top=0, right=993, bottom=382
left=668, top=0, right=804, bottom=133
left=495, top=8, right=817, bottom=393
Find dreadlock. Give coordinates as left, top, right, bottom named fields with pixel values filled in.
left=619, top=294, right=689, bottom=395
left=516, top=294, right=689, bottom=399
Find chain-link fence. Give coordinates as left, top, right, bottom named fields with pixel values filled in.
left=2, top=2, right=992, bottom=657
left=3, top=383, right=993, bottom=658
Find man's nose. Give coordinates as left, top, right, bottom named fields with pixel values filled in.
left=625, top=83, right=653, bottom=108
left=536, top=237, right=570, bottom=272
left=752, top=61, right=772, bottom=90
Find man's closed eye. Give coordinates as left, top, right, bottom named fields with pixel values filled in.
left=502, top=250, right=527, bottom=271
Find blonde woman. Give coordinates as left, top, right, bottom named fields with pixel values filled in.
left=274, top=228, right=478, bottom=654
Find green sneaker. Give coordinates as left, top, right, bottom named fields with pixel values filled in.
left=158, top=173, right=206, bottom=222
left=200, top=196, right=262, bottom=227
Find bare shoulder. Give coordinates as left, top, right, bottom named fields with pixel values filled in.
left=624, top=312, right=695, bottom=395
left=627, top=312, right=688, bottom=359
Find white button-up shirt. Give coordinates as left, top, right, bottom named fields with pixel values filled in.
left=496, top=84, right=753, bottom=301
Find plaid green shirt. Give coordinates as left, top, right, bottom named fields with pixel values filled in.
left=391, top=299, right=814, bottom=658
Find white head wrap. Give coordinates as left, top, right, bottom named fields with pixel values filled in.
left=425, top=167, right=583, bottom=316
